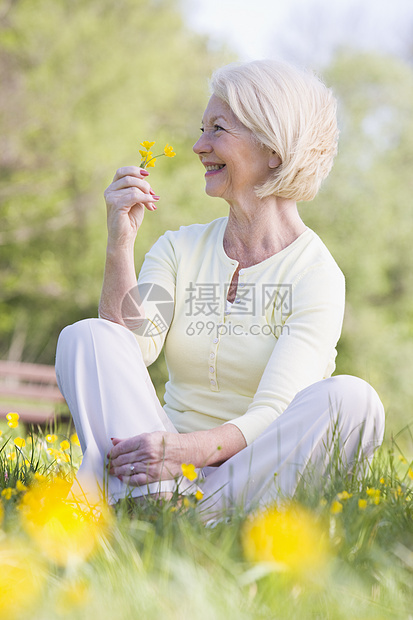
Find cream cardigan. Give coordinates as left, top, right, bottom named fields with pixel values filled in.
left=133, top=216, right=345, bottom=445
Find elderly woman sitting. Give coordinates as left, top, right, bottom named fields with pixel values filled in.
left=56, top=59, right=384, bottom=515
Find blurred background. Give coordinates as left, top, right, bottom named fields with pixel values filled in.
left=1, top=0, right=412, bottom=447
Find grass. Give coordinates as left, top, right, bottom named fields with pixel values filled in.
left=1, top=416, right=413, bottom=620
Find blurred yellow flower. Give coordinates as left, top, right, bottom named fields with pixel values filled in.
left=146, top=158, right=156, bottom=168
left=337, top=491, right=352, bottom=501
left=1, top=488, right=15, bottom=500
left=407, top=468, right=413, bottom=481
left=7, top=412, right=19, bottom=428
left=358, top=499, right=368, bottom=510
left=183, top=497, right=191, bottom=508
left=140, top=140, right=155, bottom=150
left=14, top=437, right=26, bottom=449
left=0, top=541, right=46, bottom=618
left=379, top=477, right=386, bottom=485
left=181, top=463, right=197, bottom=481
left=0, top=430, right=2, bottom=437
left=46, top=434, right=58, bottom=443
left=330, top=500, right=343, bottom=514
left=19, top=477, right=112, bottom=567
left=60, top=440, right=70, bottom=451
left=7, top=452, right=16, bottom=461
left=195, top=490, right=204, bottom=501
left=164, top=144, right=176, bottom=157
left=242, top=504, right=329, bottom=576
left=70, top=433, right=81, bottom=447
left=16, top=480, right=27, bottom=492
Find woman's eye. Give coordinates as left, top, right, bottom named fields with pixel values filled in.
left=214, top=124, right=224, bottom=132
left=199, top=127, right=204, bottom=133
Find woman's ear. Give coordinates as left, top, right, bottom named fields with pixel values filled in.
left=269, top=152, right=281, bottom=169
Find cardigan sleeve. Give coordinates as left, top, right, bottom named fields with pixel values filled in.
left=131, top=231, right=178, bottom=366
left=226, top=261, right=345, bottom=445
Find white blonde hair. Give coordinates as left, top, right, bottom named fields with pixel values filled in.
left=210, top=59, right=339, bottom=202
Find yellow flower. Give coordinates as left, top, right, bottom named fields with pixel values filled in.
left=242, top=504, right=329, bottom=576
left=14, top=437, right=26, bottom=449
left=337, top=491, right=352, bottom=501
left=34, top=472, right=46, bottom=482
left=7, top=452, right=16, bottom=461
left=60, top=440, right=70, bottom=451
left=140, top=140, right=155, bottom=150
left=19, top=477, right=112, bottom=567
left=0, top=540, right=46, bottom=617
left=183, top=497, right=191, bottom=508
left=0, top=430, right=2, bottom=437
left=366, top=487, right=381, bottom=504
left=1, top=488, right=14, bottom=500
left=358, top=499, right=368, bottom=510
left=195, top=490, right=204, bottom=501
left=7, top=412, right=19, bottom=429
left=46, top=434, right=57, bottom=443
left=330, top=500, right=343, bottom=515
left=6, top=412, right=19, bottom=422
left=181, top=463, right=197, bottom=481
left=379, top=477, right=386, bottom=485
left=146, top=158, right=156, bottom=168
left=164, top=144, right=176, bottom=157
left=16, top=480, right=28, bottom=492
left=408, top=468, right=413, bottom=481
left=56, top=451, right=70, bottom=463
left=70, top=433, right=81, bottom=447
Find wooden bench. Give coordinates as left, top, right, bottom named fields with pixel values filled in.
left=0, top=360, right=69, bottom=424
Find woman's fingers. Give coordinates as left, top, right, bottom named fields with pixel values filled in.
left=112, top=166, right=150, bottom=182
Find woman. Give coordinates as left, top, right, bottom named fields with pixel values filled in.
left=56, top=60, right=385, bottom=516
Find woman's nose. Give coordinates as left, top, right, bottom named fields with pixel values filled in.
left=193, top=133, right=211, bottom=155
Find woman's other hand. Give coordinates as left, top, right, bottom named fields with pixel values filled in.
left=107, top=431, right=189, bottom=485
left=104, top=166, right=160, bottom=248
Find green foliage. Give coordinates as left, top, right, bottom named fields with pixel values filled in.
left=0, top=0, right=231, bottom=364
left=302, top=52, right=413, bottom=442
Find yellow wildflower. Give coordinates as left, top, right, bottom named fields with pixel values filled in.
left=1, top=488, right=14, bottom=500
left=46, top=434, right=58, bottom=443
left=337, top=491, right=352, bottom=501
left=358, top=499, right=368, bottom=510
left=19, top=477, right=112, bottom=567
left=7, top=412, right=19, bottom=428
left=146, top=158, right=156, bottom=168
left=70, top=433, right=81, bottom=447
left=379, top=477, right=386, bottom=485
left=330, top=500, right=343, bottom=515
left=7, top=452, right=16, bottom=461
left=0, top=430, right=2, bottom=437
left=16, top=480, right=27, bottom=492
left=60, top=440, right=70, bottom=451
left=181, top=463, right=197, bottom=481
left=56, top=451, right=70, bottom=463
left=34, top=472, right=47, bottom=482
left=408, top=468, right=413, bottom=481
left=164, top=144, right=176, bottom=157
left=14, top=437, right=26, bottom=449
left=366, top=487, right=381, bottom=504
left=195, top=489, right=204, bottom=501
left=242, top=504, right=329, bottom=576
left=140, top=140, right=155, bottom=150
left=0, top=541, right=46, bottom=617
left=183, top=497, right=191, bottom=508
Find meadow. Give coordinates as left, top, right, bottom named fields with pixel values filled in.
left=1, top=413, right=413, bottom=620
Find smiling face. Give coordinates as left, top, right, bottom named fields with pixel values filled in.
left=193, top=95, right=280, bottom=206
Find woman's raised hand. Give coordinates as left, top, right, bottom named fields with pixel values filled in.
left=103, top=166, right=160, bottom=248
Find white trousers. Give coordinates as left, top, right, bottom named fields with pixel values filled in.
left=55, top=319, right=385, bottom=517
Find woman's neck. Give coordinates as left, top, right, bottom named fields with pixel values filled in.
left=223, top=196, right=307, bottom=268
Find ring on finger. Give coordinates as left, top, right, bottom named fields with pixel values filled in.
left=129, top=464, right=135, bottom=473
